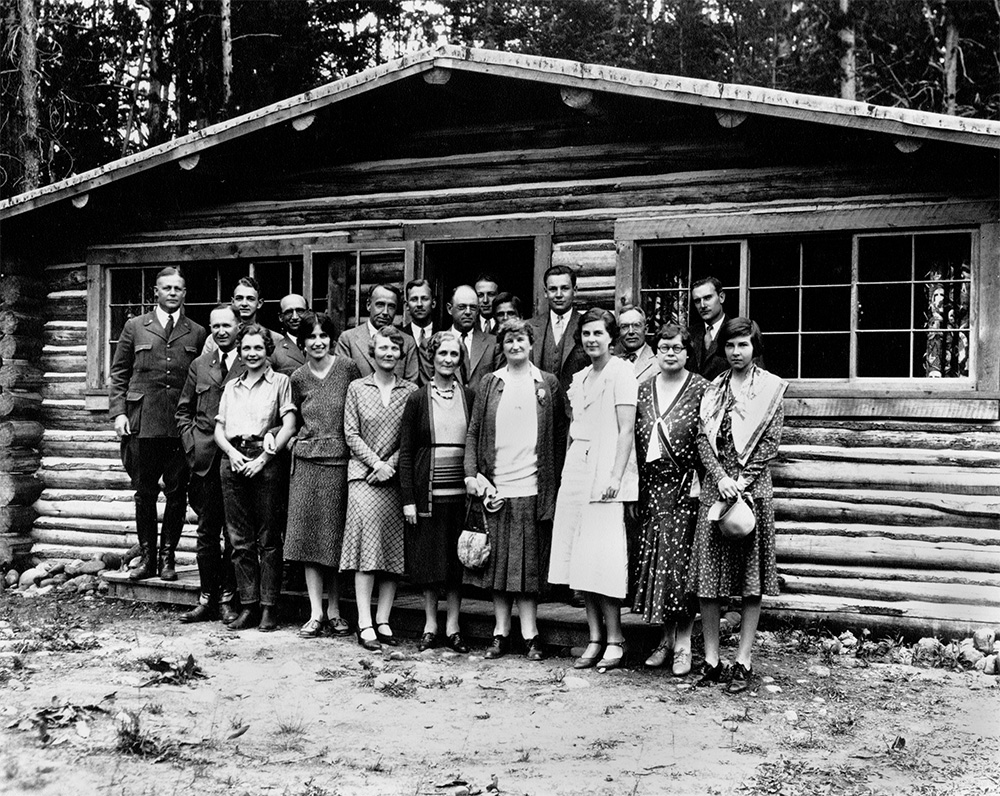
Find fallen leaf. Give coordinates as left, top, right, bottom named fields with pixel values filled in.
left=76, top=720, right=90, bottom=738
left=227, top=725, right=249, bottom=740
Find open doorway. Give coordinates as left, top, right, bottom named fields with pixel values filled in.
left=421, top=239, right=536, bottom=328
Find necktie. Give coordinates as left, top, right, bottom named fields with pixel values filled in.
left=221, top=354, right=229, bottom=379
left=553, top=314, right=565, bottom=345
left=164, top=314, right=174, bottom=341
left=625, top=352, right=637, bottom=363
left=704, top=326, right=714, bottom=351
left=417, top=326, right=425, bottom=347
left=463, top=332, right=472, bottom=360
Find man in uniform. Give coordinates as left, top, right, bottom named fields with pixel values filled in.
left=527, top=264, right=589, bottom=394
left=110, top=265, right=207, bottom=581
left=270, top=293, right=308, bottom=376
left=175, top=305, right=245, bottom=623
left=688, top=276, right=729, bottom=380
left=335, top=284, right=418, bottom=382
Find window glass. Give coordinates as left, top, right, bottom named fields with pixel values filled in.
left=640, top=241, right=740, bottom=332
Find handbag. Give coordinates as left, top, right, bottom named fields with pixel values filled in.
left=457, top=499, right=491, bottom=569
left=708, top=493, right=756, bottom=540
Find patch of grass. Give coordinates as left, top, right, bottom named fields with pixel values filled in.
left=724, top=706, right=754, bottom=723
left=114, top=709, right=177, bottom=760
left=281, top=777, right=339, bottom=796
left=732, top=741, right=768, bottom=755
left=364, top=756, right=389, bottom=774
left=827, top=709, right=859, bottom=736
left=515, top=747, right=531, bottom=763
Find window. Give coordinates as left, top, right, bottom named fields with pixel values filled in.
left=638, top=230, right=974, bottom=382
left=309, top=248, right=407, bottom=331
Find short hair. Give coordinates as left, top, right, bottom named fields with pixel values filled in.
left=367, top=324, right=405, bottom=356
left=575, top=307, right=618, bottom=346
left=428, top=329, right=466, bottom=368
left=368, top=283, right=401, bottom=305
left=474, top=273, right=499, bottom=287
left=236, top=323, right=275, bottom=356
left=691, top=276, right=723, bottom=296
left=295, top=311, right=338, bottom=351
left=717, top=317, right=764, bottom=362
left=492, top=292, right=521, bottom=317
left=653, top=322, right=695, bottom=358
left=617, top=305, right=646, bottom=324
left=449, top=284, right=476, bottom=304
left=234, top=276, right=261, bottom=297
left=543, top=264, right=577, bottom=288
left=405, top=278, right=433, bottom=298
left=156, top=265, right=185, bottom=283
left=210, top=303, right=237, bottom=317
left=497, top=317, right=534, bottom=348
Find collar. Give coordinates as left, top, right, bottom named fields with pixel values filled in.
left=236, top=365, right=276, bottom=387
left=495, top=363, right=544, bottom=383
left=707, top=315, right=725, bottom=337
left=155, top=307, right=180, bottom=328
left=411, top=322, right=432, bottom=337
left=550, top=309, right=571, bottom=327
left=616, top=342, right=650, bottom=362
left=366, top=320, right=381, bottom=338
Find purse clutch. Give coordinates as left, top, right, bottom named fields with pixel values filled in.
left=708, top=494, right=756, bottom=540
left=457, top=499, right=491, bottom=569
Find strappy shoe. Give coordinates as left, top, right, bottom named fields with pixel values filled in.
left=597, top=641, right=626, bottom=671
left=695, top=660, right=728, bottom=687
left=357, top=626, right=381, bottom=651
left=574, top=640, right=605, bottom=670
left=375, top=622, right=398, bottom=647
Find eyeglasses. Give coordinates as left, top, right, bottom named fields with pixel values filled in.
left=281, top=308, right=306, bottom=316
left=657, top=344, right=686, bottom=354
left=619, top=322, right=645, bottom=331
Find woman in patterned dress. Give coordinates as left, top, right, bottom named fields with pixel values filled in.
left=341, top=326, right=418, bottom=651
left=632, top=323, right=708, bottom=675
left=690, top=317, right=786, bottom=694
left=399, top=331, right=475, bottom=654
left=285, top=312, right=361, bottom=638
left=548, top=308, right=638, bottom=671
left=464, top=319, right=566, bottom=661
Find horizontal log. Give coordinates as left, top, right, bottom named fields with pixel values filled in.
left=40, top=439, right=119, bottom=458
left=0, top=473, right=44, bottom=505
left=0, top=276, right=47, bottom=305
left=0, top=419, right=44, bottom=447
left=776, top=534, right=1000, bottom=572
left=0, top=391, right=42, bottom=418
left=0, top=310, right=45, bottom=337
left=38, top=469, right=130, bottom=489
left=43, top=266, right=87, bottom=292
left=40, top=354, right=87, bottom=373
left=0, top=505, right=37, bottom=534
left=31, top=528, right=198, bottom=553
left=42, top=381, right=90, bottom=399
left=33, top=487, right=132, bottom=502
left=30, top=543, right=194, bottom=566
left=785, top=397, right=999, bottom=421
left=44, top=326, right=87, bottom=346
left=34, top=498, right=196, bottom=524
left=40, top=408, right=111, bottom=430
left=778, top=444, right=1000, bottom=468
left=0, top=448, right=42, bottom=473
left=782, top=426, right=1000, bottom=452
left=0, top=361, right=46, bottom=391
left=776, top=562, right=1000, bottom=588
left=776, top=520, right=1000, bottom=547
left=44, top=296, right=87, bottom=321
left=778, top=573, right=1000, bottom=608
left=774, top=487, right=1000, bottom=526
left=773, top=460, right=1000, bottom=496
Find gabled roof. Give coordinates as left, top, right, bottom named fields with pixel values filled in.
left=3, top=44, right=999, bottom=219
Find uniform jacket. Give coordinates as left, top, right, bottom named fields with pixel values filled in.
left=109, top=310, right=207, bottom=438
left=175, top=349, right=247, bottom=476
left=334, top=323, right=419, bottom=383
left=527, top=310, right=590, bottom=394
left=270, top=332, right=307, bottom=376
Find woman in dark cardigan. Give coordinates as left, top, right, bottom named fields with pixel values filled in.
left=399, top=331, right=476, bottom=653
left=464, top=318, right=567, bottom=661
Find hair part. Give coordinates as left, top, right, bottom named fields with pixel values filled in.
left=405, top=278, right=433, bottom=298
left=718, top=316, right=764, bottom=362
left=295, top=311, right=338, bottom=351
left=653, top=322, right=694, bottom=357
left=575, top=307, right=619, bottom=346
left=235, top=275, right=261, bottom=297
left=237, top=323, right=275, bottom=356
left=543, top=264, right=577, bottom=288
left=497, top=317, right=534, bottom=348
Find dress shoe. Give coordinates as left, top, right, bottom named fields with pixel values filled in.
left=298, top=618, right=324, bottom=638
left=672, top=649, right=692, bottom=677
left=726, top=662, right=753, bottom=694
left=128, top=555, right=156, bottom=581
left=159, top=553, right=177, bottom=582
left=597, top=641, right=625, bottom=671
left=258, top=606, right=278, bottom=632
left=375, top=623, right=398, bottom=646
left=695, top=660, right=728, bottom=687
left=418, top=632, right=439, bottom=652
left=445, top=632, right=469, bottom=654
left=484, top=635, right=509, bottom=660
left=357, top=627, right=382, bottom=651
left=524, top=636, right=545, bottom=661
left=573, top=640, right=604, bottom=669
left=219, top=602, right=240, bottom=625
left=645, top=643, right=671, bottom=668
left=325, top=616, right=352, bottom=637
left=226, top=607, right=260, bottom=631
left=179, top=603, right=215, bottom=624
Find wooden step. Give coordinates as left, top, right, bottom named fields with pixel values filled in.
left=777, top=573, right=1000, bottom=608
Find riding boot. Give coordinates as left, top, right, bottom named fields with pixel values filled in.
left=158, top=497, right=187, bottom=581
left=129, top=496, right=158, bottom=581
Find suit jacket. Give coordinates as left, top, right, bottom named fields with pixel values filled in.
left=334, top=323, right=418, bottom=383
left=399, top=324, right=436, bottom=385
left=270, top=332, right=306, bottom=376
left=688, top=315, right=729, bottom=380
left=527, top=310, right=590, bottom=394
left=453, top=325, right=499, bottom=395
left=175, top=349, right=247, bottom=476
left=615, top=342, right=657, bottom=383
left=109, top=310, right=207, bottom=438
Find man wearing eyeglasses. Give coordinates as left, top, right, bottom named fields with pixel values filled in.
left=270, top=294, right=309, bottom=376
left=614, top=306, right=656, bottom=383
left=448, top=284, right=498, bottom=394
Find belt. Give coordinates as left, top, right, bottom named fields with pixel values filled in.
left=229, top=436, right=265, bottom=458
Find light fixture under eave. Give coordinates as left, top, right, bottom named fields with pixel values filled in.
left=560, top=87, right=593, bottom=110
left=423, top=67, right=451, bottom=85
left=714, top=109, right=748, bottom=129
left=291, top=114, right=315, bottom=131
left=178, top=153, right=201, bottom=170
left=894, top=137, right=924, bottom=154
left=71, top=193, right=89, bottom=209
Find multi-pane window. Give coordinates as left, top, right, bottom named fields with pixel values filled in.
left=310, top=248, right=407, bottom=330
left=638, top=230, right=973, bottom=381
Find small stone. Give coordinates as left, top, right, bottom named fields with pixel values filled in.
left=784, top=710, right=798, bottom=724
left=723, top=611, right=741, bottom=628
left=760, top=676, right=775, bottom=684
left=18, top=568, right=42, bottom=590
left=63, top=559, right=87, bottom=578
left=764, top=685, right=782, bottom=694
left=100, top=552, right=123, bottom=571
left=959, top=645, right=985, bottom=668
left=982, top=654, right=998, bottom=676
left=77, top=560, right=106, bottom=575
left=821, top=639, right=842, bottom=655
left=722, top=720, right=738, bottom=732
left=387, top=651, right=406, bottom=661
left=3, top=570, right=18, bottom=588
left=812, top=696, right=825, bottom=704
left=838, top=631, right=858, bottom=648
left=807, top=665, right=831, bottom=678
left=973, top=629, right=995, bottom=654
left=561, top=676, right=590, bottom=690
left=818, top=708, right=828, bottom=717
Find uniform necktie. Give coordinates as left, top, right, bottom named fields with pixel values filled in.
left=164, top=314, right=174, bottom=341
left=221, top=355, right=229, bottom=379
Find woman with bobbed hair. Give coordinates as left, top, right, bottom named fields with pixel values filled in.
left=284, top=311, right=361, bottom=638
left=690, top=317, right=786, bottom=694
left=341, top=326, right=417, bottom=650
left=548, top=308, right=638, bottom=671
left=632, top=322, right=709, bottom=675
left=465, top=318, right=566, bottom=661
left=399, top=330, right=475, bottom=653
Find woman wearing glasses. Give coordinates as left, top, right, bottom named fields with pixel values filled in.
left=632, top=323, right=709, bottom=675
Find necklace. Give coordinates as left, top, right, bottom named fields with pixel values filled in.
left=432, top=382, right=455, bottom=399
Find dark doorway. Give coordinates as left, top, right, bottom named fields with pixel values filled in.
left=422, top=239, right=536, bottom=328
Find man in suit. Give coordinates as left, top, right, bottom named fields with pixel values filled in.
left=401, top=278, right=436, bottom=384
left=449, top=284, right=498, bottom=394
left=615, top=305, right=656, bottom=383
left=110, top=265, right=207, bottom=581
left=175, top=305, right=245, bottom=623
left=527, top=264, right=589, bottom=393
left=335, top=283, right=418, bottom=382
left=475, top=273, right=500, bottom=334
left=270, top=293, right=308, bottom=376
left=688, top=276, right=729, bottom=380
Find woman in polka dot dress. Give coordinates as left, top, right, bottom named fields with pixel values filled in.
left=632, top=323, right=709, bottom=676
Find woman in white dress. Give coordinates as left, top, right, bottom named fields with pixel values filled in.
left=548, top=308, right=638, bottom=670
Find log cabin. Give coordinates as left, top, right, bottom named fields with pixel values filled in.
left=1, top=46, right=998, bottom=637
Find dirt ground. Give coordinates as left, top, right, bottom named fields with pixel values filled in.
left=0, top=594, right=997, bottom=796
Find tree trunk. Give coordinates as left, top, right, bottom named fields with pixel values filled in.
left=175, top=0, right=188, bottom=133
left=145, top=0, right=166, bottom=146
left=943, top=9, right=959, bottom=115
left=220, top=0, right=232, bottom=113
left=839, top=0, right=856, bottom=101
left=17, top=0, right=41, bottom=191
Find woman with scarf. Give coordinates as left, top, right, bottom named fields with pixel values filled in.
left=399, top=331, right=475, bottom=654
left=690, top=317, right=786, bottom=694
